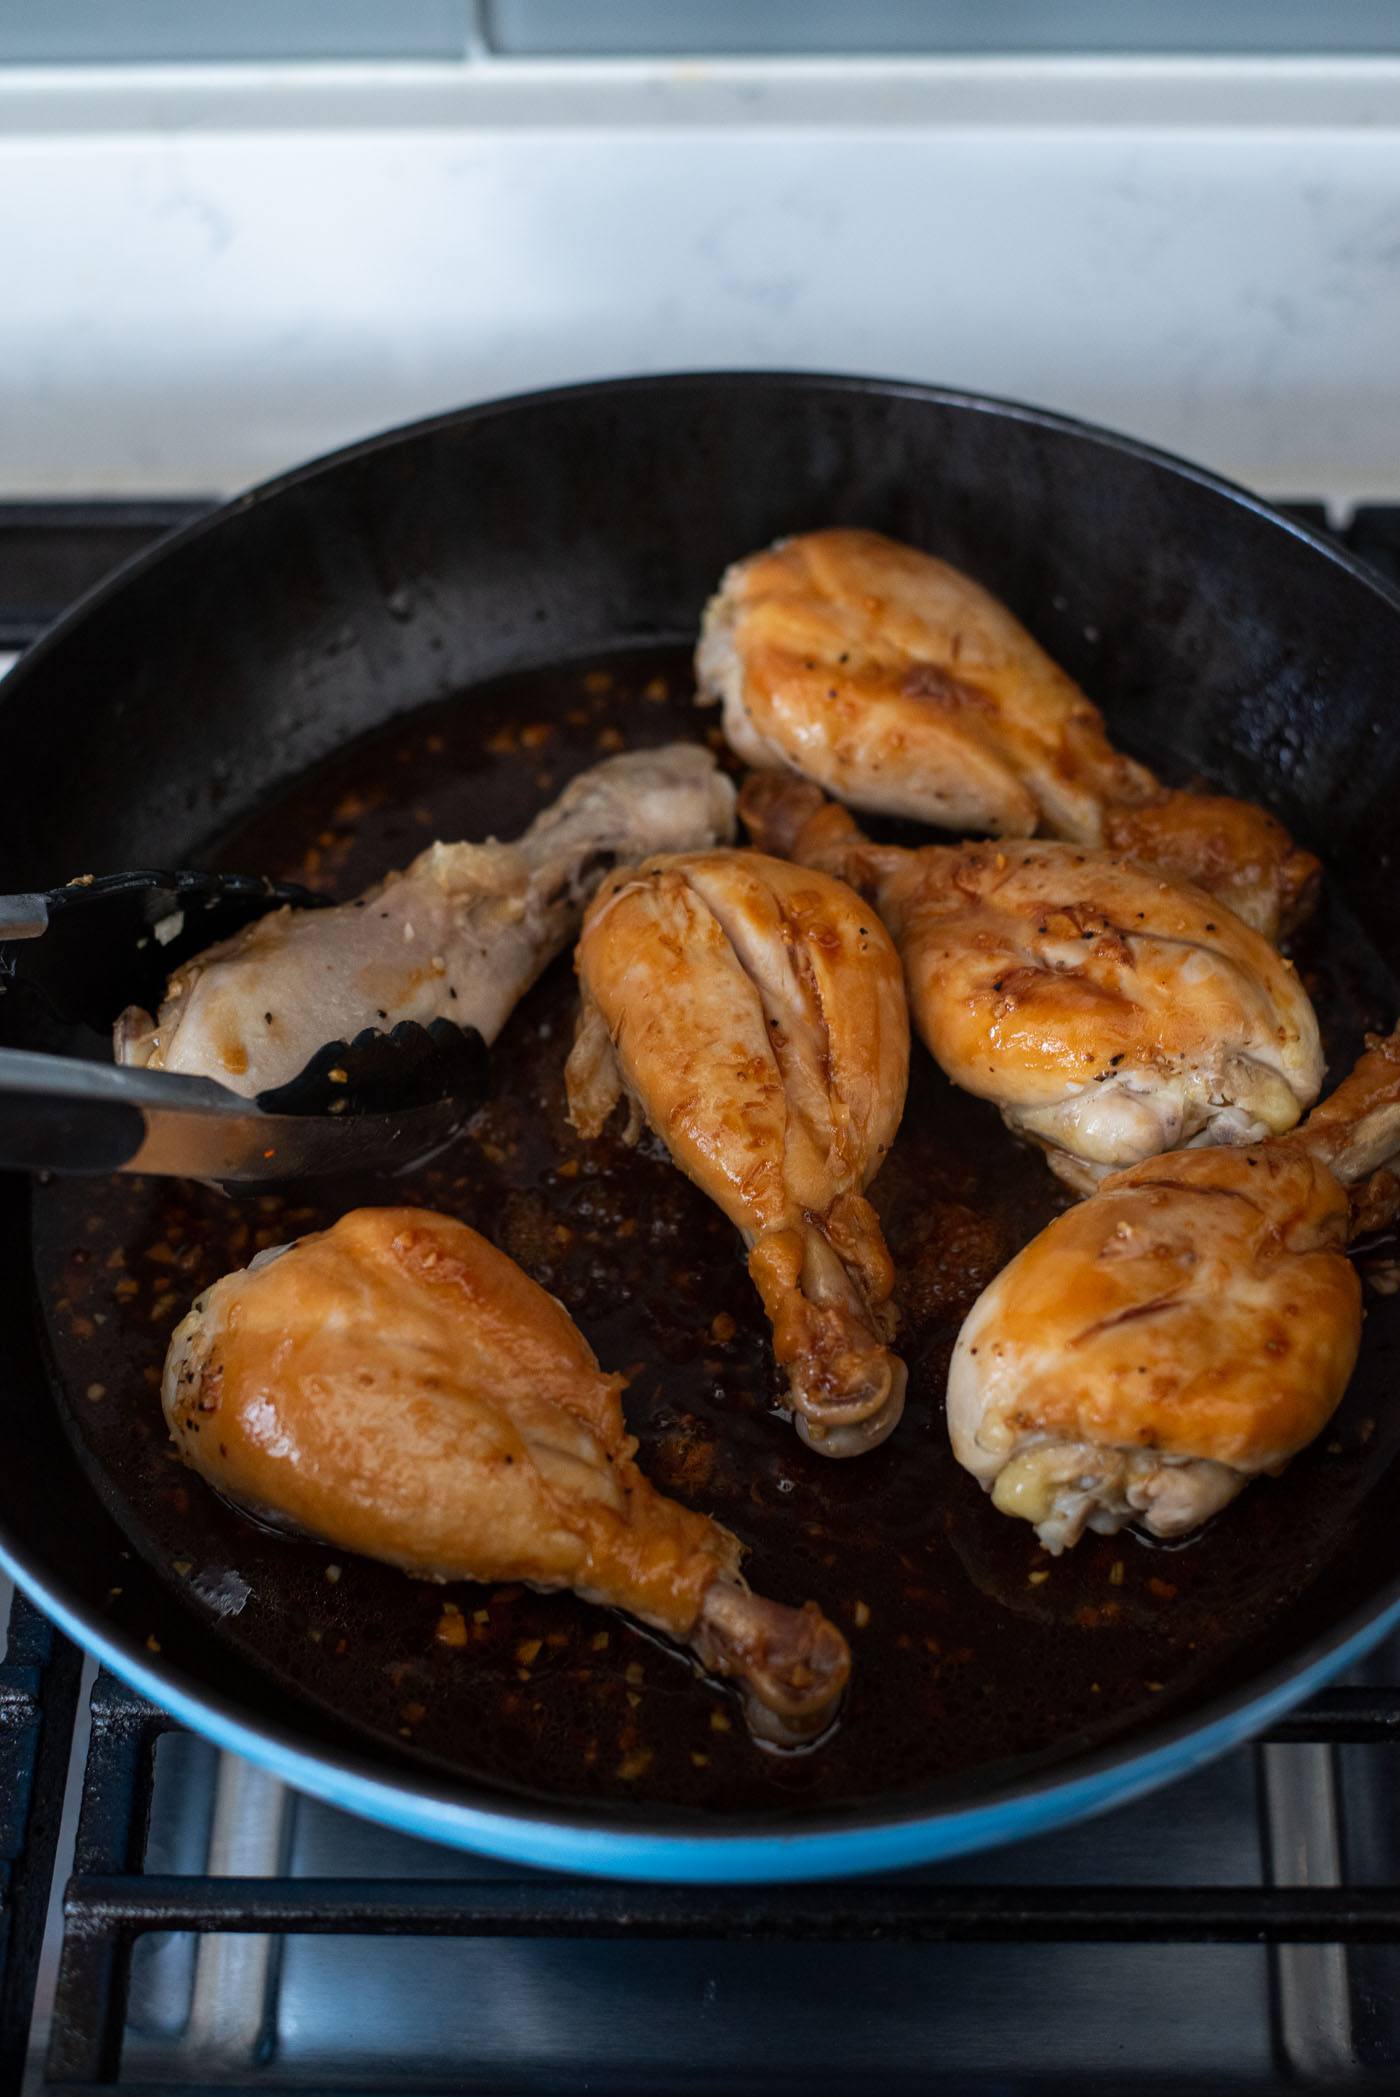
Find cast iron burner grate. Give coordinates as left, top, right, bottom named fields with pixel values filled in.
left=3, top=499, right=1400, bottom=2093
left=25, top=1618, right=1400, bottom=2091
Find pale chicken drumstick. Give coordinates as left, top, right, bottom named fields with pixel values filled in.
left=741, top=772, right=1322, bottom=1193
left=117, top=745, right=736, bottom=1097
left=699, top=528, right=1318, bottom=941
left=946, top=1027, right=1400, bottom=1554
left=566, top=849, right=909, bottom=1457
left=163, top=1206, right=851, bottom=1745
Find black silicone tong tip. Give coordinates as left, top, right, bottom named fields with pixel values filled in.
left=255, top=1019, right=490, bottom=1120
left=1, top=868, right=330, bottom=1038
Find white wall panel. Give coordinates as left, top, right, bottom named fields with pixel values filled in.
left=2, top=71, right=1399, bottom=499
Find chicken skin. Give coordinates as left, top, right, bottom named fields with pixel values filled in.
left=117, top=745, right=736, bottom=1098
left=699, top=529, right=1317, bottom=940
left=741, top=773, right=1322, bottom=1192
left=566, top=850, right=909, bottom=1456
left=163, top=1207, right=850, bottom=1745
left=946, top=1027, right=1400, bottom=1553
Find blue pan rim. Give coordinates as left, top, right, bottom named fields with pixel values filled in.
left=5, top=1528, right=1400, bottom=1883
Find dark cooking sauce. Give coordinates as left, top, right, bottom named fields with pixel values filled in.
left=29, top=647, right=1400, bottom=1815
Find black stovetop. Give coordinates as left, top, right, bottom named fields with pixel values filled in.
left=4, top=501, right=1400, bottom=2095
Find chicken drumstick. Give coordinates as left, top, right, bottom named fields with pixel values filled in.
left=163, top=1207, right=851, bottom=1745
left=119, top=744, right=736, bottom=1096
left=946, top=1027, right=1400, bottom=1553
left=700, top=529, right=1317, bottom=940
left=741, top=771, right=1322, bottom=1192
left=567, top=849, right=909, bottom=1457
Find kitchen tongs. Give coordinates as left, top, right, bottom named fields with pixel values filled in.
left=0, top=870, right=488, bottom=1181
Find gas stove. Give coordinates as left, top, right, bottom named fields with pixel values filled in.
left=4, top=500, right=1400, bottom=2093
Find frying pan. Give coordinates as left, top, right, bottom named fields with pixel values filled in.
left=2, top=372, right=1400, bottom=1884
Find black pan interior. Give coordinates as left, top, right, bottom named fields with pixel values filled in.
left=4, top=375, right=1400, bottom=1836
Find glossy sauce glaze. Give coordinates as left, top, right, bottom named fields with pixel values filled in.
left=30, top=646, right=1400, bottom=1816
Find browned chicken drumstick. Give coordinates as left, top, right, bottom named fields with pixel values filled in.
left=699, top=528, right=1317, bottom=941
left=946, top=1028, right=1400, bottom=1553
left=163, top=1207, right=851, bottom=1745
left=567, top=849, right=909, bottom=1456
left=742, top=771, right=1322, bottom=1192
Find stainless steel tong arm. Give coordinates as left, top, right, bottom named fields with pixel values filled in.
left=0, top=1047, right=463, bottom=1182
left=0, top=895, right=50, bottom=941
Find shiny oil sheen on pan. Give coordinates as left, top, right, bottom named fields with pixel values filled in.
left=30, top=644, right=1400, bottom=1817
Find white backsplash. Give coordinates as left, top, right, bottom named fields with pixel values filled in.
left=2, top=56, right=1400, bottom=502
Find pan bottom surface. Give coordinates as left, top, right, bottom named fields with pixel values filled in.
left=26, top=643, right=1400, bottom=1849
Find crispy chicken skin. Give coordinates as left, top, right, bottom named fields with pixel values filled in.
left=1099, top=793, right=1319, bottom=952
left=945, top=1027, right=1400, bottom=1553
left=699, top=527, right=1144, bottom=838
left=741, top=772, right=1322, bottom=1191
left=117, top=745, right=736, bottom=1099
left=163, top=1207, right=850, bottom=1744
left=566, top=849, right=909, bottom=1456
left=700, top=529, right=1317, bottom=940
